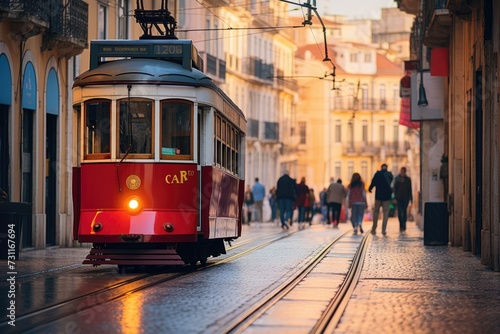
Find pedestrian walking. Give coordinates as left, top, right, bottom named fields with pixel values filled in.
left=295, top=177, right=310, bottom=226
left=252, top=177, right=266, bottom=222
left=244, top=185, right=254, bottom=224
left=268, top=187, right=278, bottom=223
left=276, top=171, right=296, bottom=229
left=305, top=188, right=316, bottom=225
left=319, top=187, right=328, bottom=223
left=394, top=166, right=413, bottom=233
left=346, top=173, right=368, bottom=234
left=326, top=178, right=347, bottom=227
left=368, top=163, right=394, bottom=235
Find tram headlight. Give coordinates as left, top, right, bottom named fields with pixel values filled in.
left=125, top=196, right=143, bottom=215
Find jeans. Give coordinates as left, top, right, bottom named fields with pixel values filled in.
left=298, top=206, right=306, bottom=222
left=397, top=199, right=410, bottom=231
left=278, top=198, right=293, bottom=227
left=372, top=199, right=390, bottom=233
left=350, top=203, right=365, bottom=229
left=327, top=202, right=342, bottom=224
left=254, top=200, right=263, bottom=222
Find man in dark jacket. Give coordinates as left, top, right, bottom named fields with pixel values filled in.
left=369, top=163, right=393, bottom=235
left=394, top=167, right=413, bottom=233
left=276, top=171, right=296, bottom=229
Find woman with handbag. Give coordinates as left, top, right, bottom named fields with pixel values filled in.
left=347, top=173, right=368, bottom=234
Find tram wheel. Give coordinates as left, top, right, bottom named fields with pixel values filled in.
left=200, top=258, right=208, bottom=266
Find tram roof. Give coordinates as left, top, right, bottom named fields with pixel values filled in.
left=73, top=58, right=218, bottom=89
left=73, top=54, right=246, bottom=124
left=88, top=40, right=203, bottom=71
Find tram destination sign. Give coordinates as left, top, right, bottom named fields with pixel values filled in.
left=90, top=40, right=201, bottom=71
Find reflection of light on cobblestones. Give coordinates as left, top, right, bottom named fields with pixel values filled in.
left=120, top=293, right=144, bottom=334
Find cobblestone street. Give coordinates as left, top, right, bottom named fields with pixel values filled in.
left=335, top=217, right=500, bottom=334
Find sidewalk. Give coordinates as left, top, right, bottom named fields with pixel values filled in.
left=336, top=217, right=500, bottom=334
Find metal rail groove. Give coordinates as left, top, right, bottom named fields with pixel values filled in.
left=0, top=229, right=299, bottom=333
left=312, top=232, right=372, bottom=333
left=219, top=231, right=350, bottom=334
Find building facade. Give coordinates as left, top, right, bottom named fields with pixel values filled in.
left=292, top=10, right=418, bottom=209
left=397, top=0, right=500, bottom=270
left=0, top=0, right=88, bottom=249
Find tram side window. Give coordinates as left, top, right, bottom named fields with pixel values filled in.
left=214, top=113, right=240, bottom=175
left=215, top=116, right=221, bottom=166
left=118, top=99, right=153, bottom=157
left=85, top=100, right=110, bottom=159
left=161, top=100, right=193, bottom=160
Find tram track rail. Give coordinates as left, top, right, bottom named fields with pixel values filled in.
left=220, top=231, right=371, bottom=334
left=0, top=228, right=300, bottom=333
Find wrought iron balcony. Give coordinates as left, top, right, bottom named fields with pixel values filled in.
left=0, top=0, right=87, bottom=56
left=200, top=52, right=226, bottom=83
left=423, top=0, right=451, bottom=48
left=243, top=57, right=274, bottom=83
left=333, top=97, right=399, bottom=111
left=42, top=0, right=88, bottom=56
left=0, top=0, right=51, bottom=39
left=342, top=141, right=407, bottom=156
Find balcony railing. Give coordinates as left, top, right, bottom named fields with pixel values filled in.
left=0, top=0, right=88, bottom=55
left=409, top=16, right=423, bottom=61
left=423, top=0, right=451, bottom=48
left=243, top=57, right=273, bottom=82
left=333, top=97, right=399, bottom=111
left=200, top=52, right=226, bottom=82
left=342, top=141, right=408, bottom=156
left=275, top=69, right=298, bottom=91
left=41, top=0, right=88, bottom=56
left=0, top=0, right=51, bottom=38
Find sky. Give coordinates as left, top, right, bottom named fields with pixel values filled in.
left=314, top=0, right=397, bottom=20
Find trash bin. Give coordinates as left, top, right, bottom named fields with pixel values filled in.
left=423, top=202, right=448, bottom=246
left=0, top=202, right=31, bottom=260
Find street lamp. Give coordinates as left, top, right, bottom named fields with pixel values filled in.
left=418, top=70, right=428, bottom=107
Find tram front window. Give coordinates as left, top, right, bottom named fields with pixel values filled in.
left=161, top=100, right=193, bottom=160
left=118, top=99, right=153, bottom=157
left=85, top=100, right=110, bottom=159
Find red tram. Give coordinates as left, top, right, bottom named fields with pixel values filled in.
left=72, top=38, right=246, bottom=267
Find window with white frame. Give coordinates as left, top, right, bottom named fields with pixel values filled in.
left=335, top=162, right=341, bottom=180
left=361, top=161, right=367, bottom=181
left=299, top=121, right=306, bottom=144
left=347, top=161, right=354, bottom=178
left=379, top=121, right=385, bottom=145
left=98, top=4, right=107, bottom=39
left=335, top=120, right=341, bottom=143
left=117, top=0, right=129, bottom=39
left=362, top=120, right=368, bottom=143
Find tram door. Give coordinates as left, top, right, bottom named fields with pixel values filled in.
left=46, top=114, right=57, bottom=245
left=22, top=109, right=34, bottom=247
left=197, top=108, right=203, bottom=229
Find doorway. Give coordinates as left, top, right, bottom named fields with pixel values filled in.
left=22, top=109, right=33, bottom=248
left=46, top=114, right=57, bottom=245
left=474, top=70, right=483, bottom=256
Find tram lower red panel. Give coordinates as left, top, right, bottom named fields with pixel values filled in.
left=75, top=162, right=199, bottom=244
left=78, top=210, right=197, bottom=243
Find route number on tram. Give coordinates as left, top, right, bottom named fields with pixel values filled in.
left=154, top=45, right=183, bottom=55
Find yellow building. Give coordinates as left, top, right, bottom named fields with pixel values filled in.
left=0, top=0, right=88, bottom=248
left=295, top=41, right=411, bottom=208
